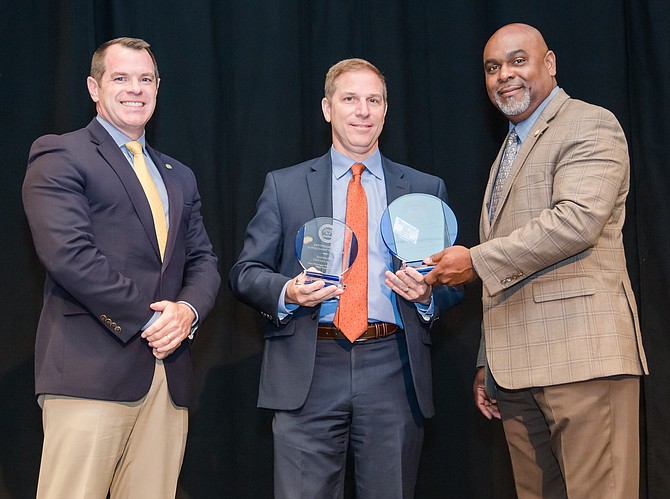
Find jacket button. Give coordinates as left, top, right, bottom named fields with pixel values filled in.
left=100, top=314, right=108, bottom=321
left=114, top=326, right=122, bottom=333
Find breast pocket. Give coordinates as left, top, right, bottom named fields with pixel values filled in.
left=525, top=172, right=546, bottom=186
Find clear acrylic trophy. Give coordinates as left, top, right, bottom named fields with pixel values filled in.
left=295, top=217, right=358, bottom=287
left=380, top=193, right=458, bottom=274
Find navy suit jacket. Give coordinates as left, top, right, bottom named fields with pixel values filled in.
left=23, top=118, right=220, bottom=407
left=229, top=152, right=460, bottom=418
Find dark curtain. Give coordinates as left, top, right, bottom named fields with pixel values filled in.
left=1, top=1, right=668, bottom=497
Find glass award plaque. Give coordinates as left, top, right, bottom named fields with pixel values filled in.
left=380, top=193, right=458, bottom=274
left=295, top=217, right=358, bottom=287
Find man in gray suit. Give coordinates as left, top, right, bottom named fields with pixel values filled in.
left=425, top=24, right=648, bottom=498
left=23, top=38, right=220, bottom=498
left=230, top=58, right=460, bottom=498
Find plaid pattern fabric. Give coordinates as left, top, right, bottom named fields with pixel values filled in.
left=472, top=89, right=648, bottom=389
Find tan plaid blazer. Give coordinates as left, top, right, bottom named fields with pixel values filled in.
left=471, top=89, right=648, bottom=390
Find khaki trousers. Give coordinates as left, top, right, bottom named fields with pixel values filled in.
left=36, top=360, right=188, bottom=499
left=496, top=375, right=640, bottom=499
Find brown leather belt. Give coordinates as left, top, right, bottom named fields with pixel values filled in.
left=317, top=322, right=399, bottom=342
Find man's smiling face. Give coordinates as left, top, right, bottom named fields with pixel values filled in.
left=87, top=43, right=159, bottom=139
left=483, top=24, right=556, bottom=124
left=321, top=69, right=387, bottom=162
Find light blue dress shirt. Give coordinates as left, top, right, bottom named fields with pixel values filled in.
left=319, top=147, right=401, bottom=325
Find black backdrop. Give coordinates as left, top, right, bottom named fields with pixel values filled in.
left=1, top=1, right=669, bottom=497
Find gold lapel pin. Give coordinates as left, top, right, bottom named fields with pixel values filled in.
left=165, top=164, right=173, bottom=170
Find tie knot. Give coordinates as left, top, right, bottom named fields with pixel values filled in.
left=126, top=141, right=142, bottom=156
left=351, top=163, right=365, bottom=177
left=507, top=129, right=517, bottom=144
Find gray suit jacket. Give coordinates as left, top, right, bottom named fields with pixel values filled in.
left=23, top=119, right=220, bottom=407
left=471, top=89, right=648, bottom=390
left=229, top=152, right=457, bottom=418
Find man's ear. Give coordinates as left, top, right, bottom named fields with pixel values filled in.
left=544, top=50, right=557, bottom=77
left=321, top=97, right=332, bottom=123
left=86, top=76, right=100, bottom=102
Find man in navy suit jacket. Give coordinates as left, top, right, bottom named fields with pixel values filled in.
left=230, top=58, right=460, bottom=499
left=22, top=38, right=220, bottom=498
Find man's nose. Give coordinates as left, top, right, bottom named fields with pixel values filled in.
left=356, top=100, right=370, bottom=116
left=498, top=65, right=514, bottom=82
left=128, top=78, right=142, bottom=93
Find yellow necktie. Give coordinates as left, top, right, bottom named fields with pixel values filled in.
left=125, top=141, right=168, bottom=260
left=334, top=162, right=368, bottom=342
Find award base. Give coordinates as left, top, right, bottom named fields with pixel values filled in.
left=402, top=260, right=434, bottom=275
left=305, top=270, right=346, bottom=288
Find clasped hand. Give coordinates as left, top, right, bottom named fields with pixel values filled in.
left=141, top=301, right=196, bottom=360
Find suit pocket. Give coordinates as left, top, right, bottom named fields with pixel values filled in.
left=525, top=171, right=546, bottom=186
left=47, top=289, right=90, bottom=317
left=263, top=320, right=296, bottom=339
left=532, top=276, right=597, bottom=302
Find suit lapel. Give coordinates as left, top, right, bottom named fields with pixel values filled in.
left=87, top=119, right=162, bottom=261
left=381, top=157, right=409, bottom=270
left=382, top=156, right=409, bottom=203
left=306, top=153, right=333, bottom=218
left=481, top=144, right=505, bottom=239
left=147, top=145, right=182, bottom=266
left=485, top=89, right=570, bottom=235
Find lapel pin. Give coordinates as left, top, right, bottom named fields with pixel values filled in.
left=534, top=130, right=544, bottom=138
left=165, top=163, right=173, bottom=170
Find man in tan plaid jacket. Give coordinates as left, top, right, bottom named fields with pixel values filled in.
left=425, top=23, right=648, bottom=499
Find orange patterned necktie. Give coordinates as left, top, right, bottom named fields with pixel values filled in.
left=334, top=162, right=368, bottom=342
left=126, top=141, right=168, bottom=260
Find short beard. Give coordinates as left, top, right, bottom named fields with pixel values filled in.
left=495, top=87, right=531, bottom=116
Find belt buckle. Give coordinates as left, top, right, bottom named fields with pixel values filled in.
left=373, top=322, right=383, bottom=338
left=346, top=323, right=397, bottom=342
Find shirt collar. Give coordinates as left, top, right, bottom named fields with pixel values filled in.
left=510, top=86, right=560, bottom=143
left=330, top=146, right=383, bottom=180
left=96, top=115, right=147, bottom=150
